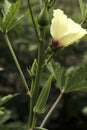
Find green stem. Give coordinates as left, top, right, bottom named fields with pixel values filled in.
left=27, top=0, right=40, bottom=41
left=31, top=113, right=37, bottom=128
left=28, top=35, right=43, bottom=129
left=32, top=41, right=43, bottom=99
left=4, top=33, right=29, bottom=93
left=40, top=88, right=65, bottom=127
left=31, top=40, right=43, bottom=128
left=28, top=97, right=33, bottom=129
left=27, top=0, right=44, bottom=129
left=46, top=51, right=56, bottom=64
left=28, top=79, right=34, bottom=129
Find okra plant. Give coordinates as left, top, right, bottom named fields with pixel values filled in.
left=0, top=0, right=87, bottom=130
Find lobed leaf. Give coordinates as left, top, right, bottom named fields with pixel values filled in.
left=0, top=0, right=24, bottom=32
left=47, top=60, right=87, bottom=93
left=65, top=66, right=87, bottom=92
left=2, top=0, right=11, bottom=22
left=47, top=59, right=66, bottom=90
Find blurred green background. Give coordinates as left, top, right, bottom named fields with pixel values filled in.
left=0, top=0, right=87, bottom=130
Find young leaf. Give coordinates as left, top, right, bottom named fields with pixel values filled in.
left=33, top=74, right=53, bottom=114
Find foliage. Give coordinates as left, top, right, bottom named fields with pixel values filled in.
left=0, top=94, right=19, bottom=126
left=0, top=0, right=87, bottom=130
left=79, top=0, right=87, bottom=22
left=0, top=108, right=11, bottom=125
left=0, top=0, right=24, bottom=32
left=48, top=59, right=87, bottom=93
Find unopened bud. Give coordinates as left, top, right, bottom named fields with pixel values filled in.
left=38, top=7, right=49, bottom=26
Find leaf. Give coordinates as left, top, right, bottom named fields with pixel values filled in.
left=65, top=66, right=87, bottom=93
left=0, top=0, right=24, bottom=32
left=47, top=59, right=66, bottom=90
left=0, top=108, right=11, bottom=125
left=79, top=0, right=87, bottom=21
left=47, top=60, right=87, bottom=93
left=0, top=18, right=4, bottom=32
left=0, top=94, right=18, bottom=106
left=2, top=0, right=11, bottom=21
left=7, top=14, right=24, bottom=31
left=4, top=0, right=21, bottom=31
left=34, top=75, right=53, bottom=114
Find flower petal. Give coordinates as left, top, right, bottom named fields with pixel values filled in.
left=50, top=9, right=87, bottom=47
left=59, top=30, right=87, bottom=47
left=50, top=9, right=69, bottom=40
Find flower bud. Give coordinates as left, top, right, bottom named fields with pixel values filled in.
left=31, top=59, right=37, bottom=76
left=38, top=7, right=49, bottom=26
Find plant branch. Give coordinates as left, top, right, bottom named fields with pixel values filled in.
left=27, top=0, right=40, bottom=41
left=40, top=88, right=65, bottom=127
left=28, top=78, right=34, bottom=129
left=29, top=27, right=45, bottom=129
left=4, top=33, right=29, bottom=93
left=27, top=0, right=44, bottom=129
left=31, top=40, right=43, bottom=128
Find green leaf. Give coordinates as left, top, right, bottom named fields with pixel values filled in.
left=4, top=0, right=21, bottom=31
left=2, top=0, right=11, bottom=21
left=0, top=94, right=18, bottom=106
left=33, top=74, right=53, bottom=114
left=48, top=60, right=87, bottom=93
left=65, top=66, right=87, bottom=93
left=0, top=0, right=24, bottom=32
left=7, top=14, right=24, bottom=31
left=79, top=0, right=87, bottom=21
left=0, top=18, right=4, bottom=32
left=47, top=59, right=66, bottom=90
left=0, top=108, right=11, bottom=125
